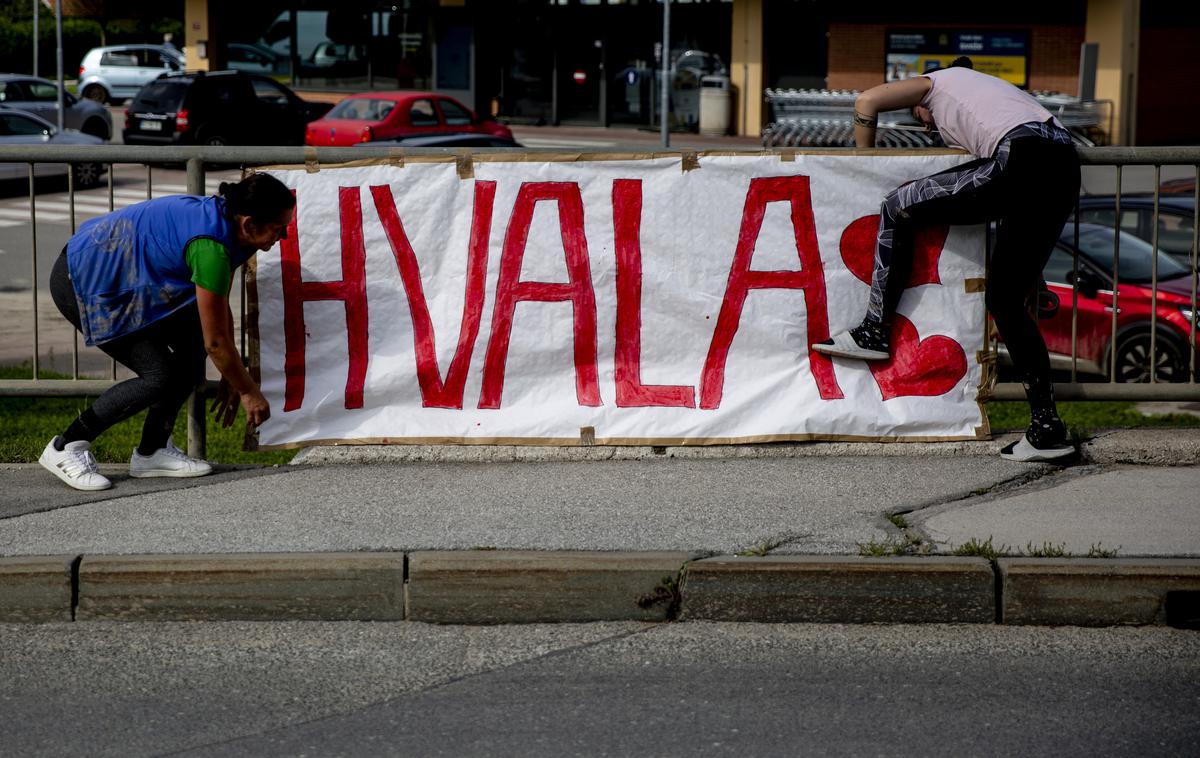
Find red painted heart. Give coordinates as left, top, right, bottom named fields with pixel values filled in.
left=870, top=314, right=967, bottom=400
left=838, top=215, right=949, bottom=288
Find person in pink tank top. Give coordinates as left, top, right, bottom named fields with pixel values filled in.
left=814, top=58, right=1081, bottom=463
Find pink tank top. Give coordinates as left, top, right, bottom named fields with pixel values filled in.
left=920, top=68, right=1062, bottom=158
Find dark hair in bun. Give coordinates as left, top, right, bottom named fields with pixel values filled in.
left=219, top=173, right=295, bottom=222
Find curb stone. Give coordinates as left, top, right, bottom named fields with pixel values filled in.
left=0, top=555, right=75, bottom=623
left=999, top=557, right=1200, bottom=627
left=4, top=551, right=1200, bottom=627
left=679, top=555, right=995, bottom=623
left=76, top=553, right=406, bottom=622
left=407, top=550, right=695, bottom=624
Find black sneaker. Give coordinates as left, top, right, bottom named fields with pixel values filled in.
left=813, top=322, right=890, bottom=361
left=1000, top=416, right=1074, bottom=462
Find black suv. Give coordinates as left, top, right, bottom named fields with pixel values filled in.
left=123, top=70, right=332, bottom=146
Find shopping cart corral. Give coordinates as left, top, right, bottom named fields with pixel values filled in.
left=763, top=88, right=1113, bottom=148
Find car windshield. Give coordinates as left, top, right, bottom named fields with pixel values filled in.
left=327, top=98, right=395, bottom=121
left=132, top=81, right=187, bottom=111
left=1065, top=225, right=1190, bottom=283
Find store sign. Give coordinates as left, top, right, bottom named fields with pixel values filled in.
left=886, top=29, right=1030, bottom=87
left=251, top=155, right=988, bottom=448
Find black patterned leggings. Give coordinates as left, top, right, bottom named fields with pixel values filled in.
left=866, top=128, right=1080, bottom=387
left=50, top=249, right=206, bottom=452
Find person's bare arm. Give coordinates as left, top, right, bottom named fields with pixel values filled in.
left=853, top=77, right=933, bottom=147
left=196, top=286, right=270, bottom=428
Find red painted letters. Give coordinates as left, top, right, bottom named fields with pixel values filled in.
left=612, top=179, right=696, bottom=408
left=699, top=176, right=843, bottom=409
left=279, top=187, right=369, bottom=411
left=479, top=182, right=601, bottom=409
left=371, top=181, right=496, bottom=408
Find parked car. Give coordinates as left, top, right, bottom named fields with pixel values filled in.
left=305, top=92, right=513, bottom=147
left=226, top=43, right=284, bottom=75
left=0, top=108, right=106, bottom=187
left=1025, top=223, right=1198, bottom=382
left=1072, top=194, right=1196, bottom=266
left=77, top=44, right=184, bottom=104
left=122, top=70, right=332, bottom=147
left=353, top=132, right=523, bottom=148
left=0, top=74, right=112, bottom=140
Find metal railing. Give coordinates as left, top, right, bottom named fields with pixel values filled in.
left=0, top=145, right=1196, bottom=459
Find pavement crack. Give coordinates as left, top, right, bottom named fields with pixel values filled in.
left=159, top=623, right=663, bottom=757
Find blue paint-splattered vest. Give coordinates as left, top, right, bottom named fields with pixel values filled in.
left=66, top=195, right=250, bottom=345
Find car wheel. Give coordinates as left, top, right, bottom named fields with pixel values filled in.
left=81, top=118, right=110, bottom=141
left=1112, top=331, right=1188, bottom=383
left=81, top=85, right=108, bottom=104
left=202, top=133, right=228, bottom=147
left=72, top=162, right=103, bottom=189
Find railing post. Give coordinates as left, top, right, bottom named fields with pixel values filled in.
left=185, top=157, right=207, bottom=460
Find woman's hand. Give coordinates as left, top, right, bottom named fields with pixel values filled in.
left=240, top=387, right=271, bottom=428
left=210, top=378, right=271, bottom=428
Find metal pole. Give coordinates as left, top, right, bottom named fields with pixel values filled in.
left=54, top=0, right=63, bottom=132
left=660, top=0, right=670, bottom=148
left=32, top=0, right=38, bottom=78
left=185, top=157, right=207, bottom=460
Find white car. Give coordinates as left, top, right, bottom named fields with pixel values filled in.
left=0, top=108, right=106, bottom=187
left=77, top=44, right=184, bottom=104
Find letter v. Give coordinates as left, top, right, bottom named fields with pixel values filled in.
left=370, top=181, right=497, bottom=408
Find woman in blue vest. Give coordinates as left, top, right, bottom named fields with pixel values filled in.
left=40, top=173, right=295, bottom=491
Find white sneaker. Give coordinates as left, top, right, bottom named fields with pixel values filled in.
left=129, top=439, right=213, bottom=478
left=39, top=437, right=112, bottom=491
left=999, top=435, right=1075, bottom=462
left=812, top=331, right=890, bottom=361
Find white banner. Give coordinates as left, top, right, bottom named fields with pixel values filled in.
left=251, top=153, right=988, bottom=448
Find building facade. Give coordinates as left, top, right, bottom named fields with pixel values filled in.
left=178, top=0, right=1195, bottom=145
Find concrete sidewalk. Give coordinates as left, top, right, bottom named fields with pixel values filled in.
left=1, top=429, right=1198, bottom=626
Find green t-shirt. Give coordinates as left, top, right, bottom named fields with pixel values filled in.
left=185, top=238, right=233, bottom=296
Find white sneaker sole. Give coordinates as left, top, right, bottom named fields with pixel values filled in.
left=999, top=435, right=1075, bottom=462
left=38, top=453, right=112, bottom=491
left=812, top=332, right=890, bottom=361
left=129, top=467, right=212, bottom=479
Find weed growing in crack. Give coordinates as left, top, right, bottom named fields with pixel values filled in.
left=857, top=533, right=929, bottom=557
left=887, top=513, right=910, bottom=530
left=951, top=536, right=1012, bottom=560
left=1024, top=541, right=1069, bottom=557
left=1087, top=542, right=1121, bottom=558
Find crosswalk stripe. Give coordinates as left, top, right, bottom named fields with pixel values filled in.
left=519, top=138, right=620, bottom=148
left=0, top=208, right=69, bottom=222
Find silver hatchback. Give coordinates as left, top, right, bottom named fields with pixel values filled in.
left=77, top=44, right=184, bottom=104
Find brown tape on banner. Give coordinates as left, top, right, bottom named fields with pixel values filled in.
left=303, top=147, right=319, bottom=174
left=580, top=426, right=596, bottom=446
left=681, top=151, right=700, bottom=172
left=965, top=278, right=986, bottom=293
left=387, top=149, right=405, bottom=168
left=778, top=149, right=796, bottom=162
left=457, top=154, right=474, bottom=179
left=254, top=430, right=988, bottom=451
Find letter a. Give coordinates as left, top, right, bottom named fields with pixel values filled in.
left=699, top=176, right=842, bottom=409
left=479, top=182, right=600, bottom=409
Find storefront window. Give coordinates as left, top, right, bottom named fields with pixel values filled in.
left=224, top=1, right=435, bottom=92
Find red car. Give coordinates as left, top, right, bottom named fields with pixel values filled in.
left=304, top=91, right=513, bottom=146
left=1033, top=223, right=1198, bottom=382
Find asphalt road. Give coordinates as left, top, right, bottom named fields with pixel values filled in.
left=1, top=621, right=1196, bottom=757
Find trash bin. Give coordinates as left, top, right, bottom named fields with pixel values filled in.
left=699, top=75, right=731, bottom=136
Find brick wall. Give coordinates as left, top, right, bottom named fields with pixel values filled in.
left=827, top=23, right=1082, bottom=95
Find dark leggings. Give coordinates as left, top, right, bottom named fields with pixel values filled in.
left=50, top=249, right=206, bottom=453
left=867, top=135, right=1081, bottom=391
